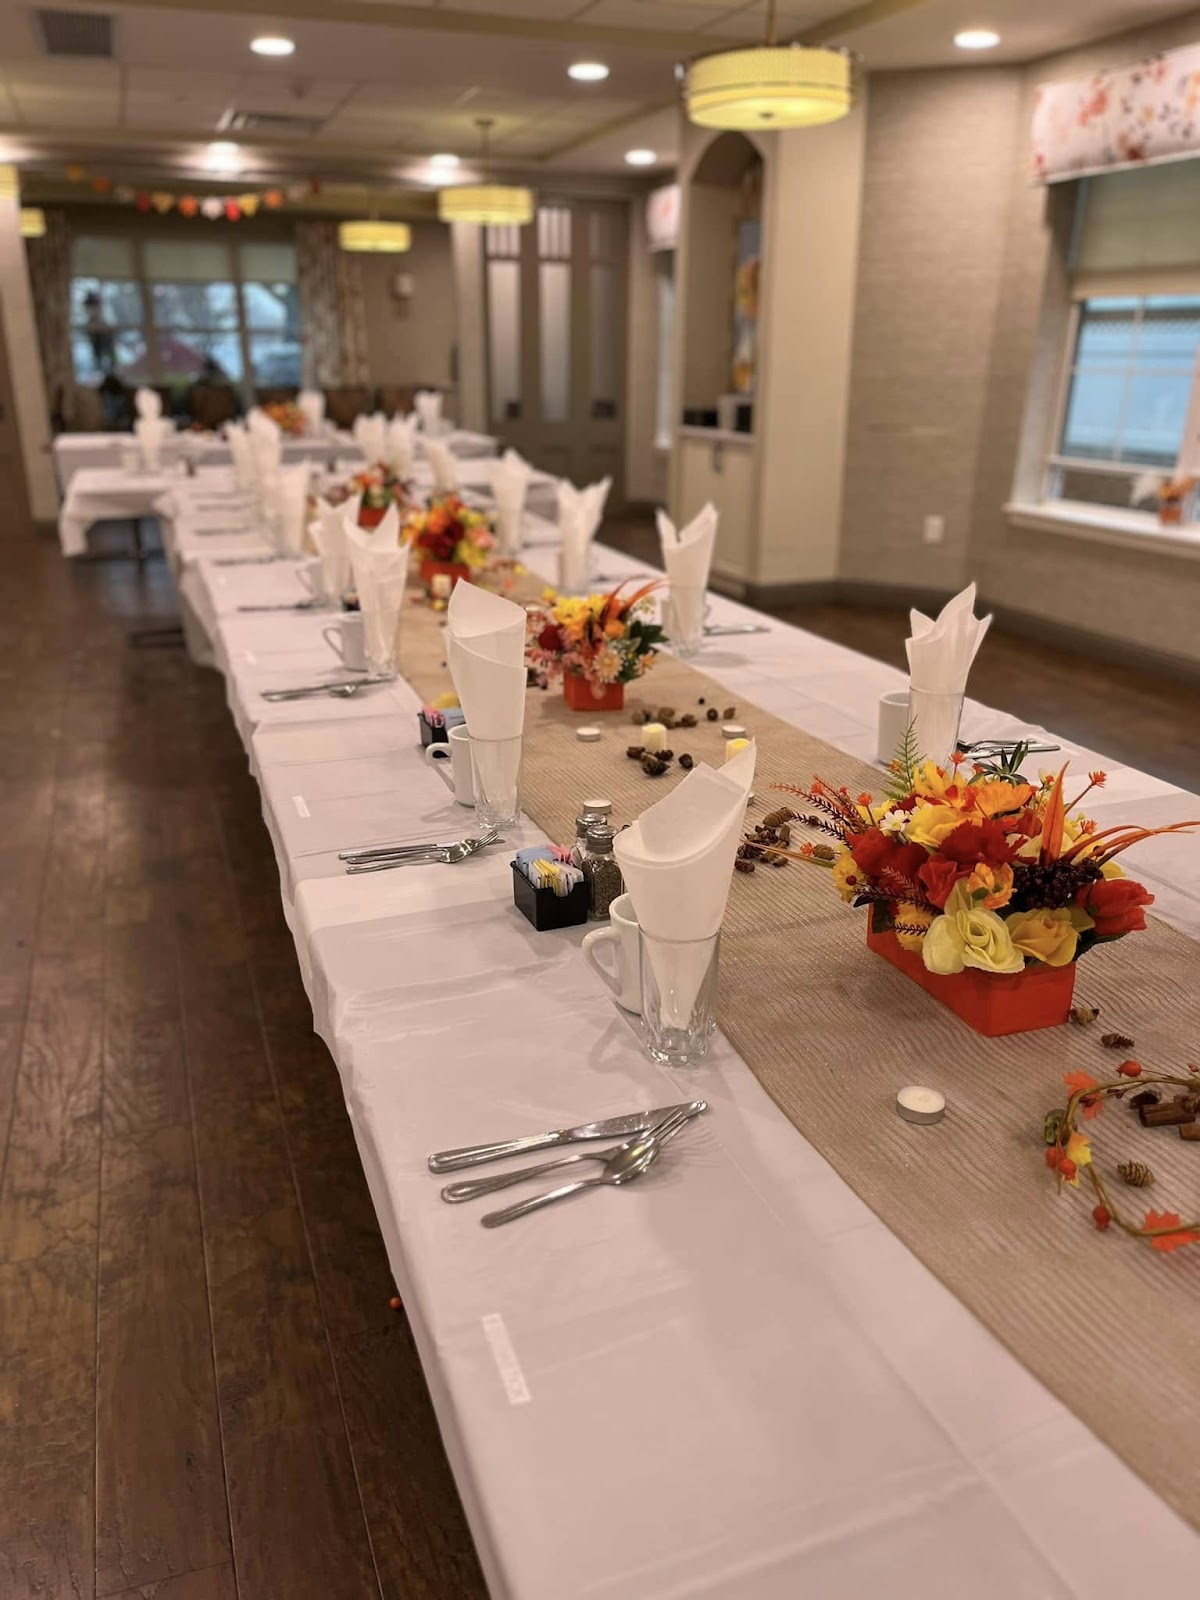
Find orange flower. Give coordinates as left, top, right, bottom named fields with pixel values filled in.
left=1089, top=771, right=1108, bottom=787
left=965, top=861, right=1014, bottom=910
left=969, top=780, right=1035, bottom=818
left=1145, top=1210, right=1200, bottom=1252
left=857, top=792, right=873, bottom=807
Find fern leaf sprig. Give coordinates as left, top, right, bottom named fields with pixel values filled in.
left=883, top=721, right=923, bottom=803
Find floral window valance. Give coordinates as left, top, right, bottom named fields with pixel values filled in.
left=1032, top=42, right=1200, bottom=184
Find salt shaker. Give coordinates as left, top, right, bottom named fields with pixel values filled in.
left=570, top=804, right=609, bottom=866
left=581, top=822, right=624, bottom=921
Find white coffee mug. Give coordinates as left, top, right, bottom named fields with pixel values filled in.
left=424, top=724, right=473, bottom=806
left=322, top=612, right=367, bottom=672
left=296, top=556, right=328, bottom=604
left=119, top=443, right=141, bottom=475
left=877, top=690, right=910, bottom=766
left=581, top=892, right=641, bottom=1015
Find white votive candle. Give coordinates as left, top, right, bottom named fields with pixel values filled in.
left=641, top=722, right=667, bottom=753
left=896, top=1085, right=946, bottom=1125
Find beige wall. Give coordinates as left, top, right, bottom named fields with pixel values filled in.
left=624, top=194, right=669, bottom=505
left=357, top=220, right=457, bottom=391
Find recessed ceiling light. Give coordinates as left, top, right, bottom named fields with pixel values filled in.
left=429, top=152, right=460, bottom=168
left=251, top=35, right=295, bottom=57
left=568, top=61, right=609, bottom=82
left=205, top=140, right=243, bottom=173
left=954, top=29, right=1000, bottom=49
left=625, top=148, right=656, bottom=166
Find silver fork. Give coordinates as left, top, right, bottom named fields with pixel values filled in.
left=440, top=1102, right=705, bottom=1203
left=339, top=825, right=499, bottom=864
left=343, top=832, right=503, bottom=874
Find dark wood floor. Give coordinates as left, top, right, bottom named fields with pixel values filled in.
left=3, top=526, right=1198, bottom=1600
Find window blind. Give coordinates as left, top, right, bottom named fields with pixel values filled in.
left=1073, top=162, right=1200, bottom=299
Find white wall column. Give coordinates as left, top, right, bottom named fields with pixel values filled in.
left=0, top=167, right=57, bottom=522
left=450, top=221, right=487, bottom=434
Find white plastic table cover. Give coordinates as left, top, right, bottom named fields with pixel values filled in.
left=52, top=429, right=357, bottom=492
left=172, top=477, right=1200, bottom=1599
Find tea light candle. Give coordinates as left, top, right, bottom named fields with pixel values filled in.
left=641, top=722, right=668, bottom=753
left=721, top=723, right=747, bottom=740
left=575, top=726, right=602, bottom=743
left=430, top=573, right=453, bottom=600
left=896, top=1085, right=946, bottom=1125
left=724, top=736, right=750, bottom=763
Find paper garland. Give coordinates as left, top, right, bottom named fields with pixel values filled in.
left=62, top=161, right=291, bottom=221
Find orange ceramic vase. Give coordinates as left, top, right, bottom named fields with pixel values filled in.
left=563, top=675, right=624, bottom=713
left=358, top=504, right=388, bottom=530
left=866, top=917, right=1076, bottom=1037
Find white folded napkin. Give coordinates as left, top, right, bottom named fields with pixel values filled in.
left=489, top=449, right=532, bottom=555
left=446, top=583, right=527, bottom=819
left=415, top=389, right=443, bottom=434
left=134, top=416, right=170, bottom=472
left=615, top=743, right=757, bottom=1024
left=352, top=411, right=388, bottom=465
left=274, top=461, right=312, bottom=558
left=657, top=502, right=718, bottom=642
left=904, top=583, right=992, bottom=766
left=135, top=386, right=162, bottom=420
left=225, top=423, right=256, bottom=492
left=387, top=414, right=417, bottom=479
left=297, top=388, right=325, bottom=434
left=250, top=427, right=282, bottom=487
left=246, top=406, right=281, bottom=443
left=309, top=493, right=360, bottom=600
left=425, top=438, right=460, bottom=496
left=344, top=503, right=409, bottom=671
left=557, top=476, right=611, bottom=592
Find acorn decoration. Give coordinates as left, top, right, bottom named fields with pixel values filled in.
left=1069, top=1004, right=1100, bottom=1026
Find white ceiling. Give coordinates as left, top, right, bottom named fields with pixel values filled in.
left=0, top=0, right=1196, bottom=184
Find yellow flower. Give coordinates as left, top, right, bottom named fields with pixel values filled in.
left=831, top=848, right=864, bottom=904
left=911, top=760, right=966, bottom=802
left=894, top=901, right=934, bottom=952
left=922, top=881, right=1024, bottom=976
left=906, top=803, right=964, bottom=851
left=965, top=861, right=1014, bottom=910
left=1004, top=907, right=1080, bottom=967
left=968, top=780, right=1034, bottom=818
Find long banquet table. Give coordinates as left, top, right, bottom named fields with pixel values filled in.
left=156, top=466, right=1200, bottom=1599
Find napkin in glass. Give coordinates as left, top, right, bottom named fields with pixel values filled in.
left=557, top=476, right=611, bottom=592
left=352, top=411, right=388, bottom=465
left=387, top=414, right=417, bottom=479
left=415, top=389, right=443, bottom=434
left=297, top=388, right=325, bottom=434
left=905, top=583, right=992, bottom=766
left=657, top=501, right=718, bottom=642
left=425, top=438, right=460, bottom=496
left=134, top=416, right=170, bottom=471
left=309, top=493, right=360, bottom=599
left=489, top=449, right=532, bottom=554
left=246, top=406, right=282, bottom=443
left=614, top=743, right=756, bottom=1025
left=445, top=583, right=527, bottom=813
left=344, top=503, right=409, bottom=672
left=225, top=422, right=255, bottom=492
left=250, top=427, right=282, bottom=486
left=274, top=461, right=312, bottom=558
left=135, top=386, right=162, bottom=420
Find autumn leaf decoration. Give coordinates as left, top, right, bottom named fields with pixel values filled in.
left=1046, top=1069, right=1200, bottom=1252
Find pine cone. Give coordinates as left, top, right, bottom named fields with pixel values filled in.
left=1117, top=1161, right=1154, bottom=1188
left=1101, top=1032, right=1135, bottom=1049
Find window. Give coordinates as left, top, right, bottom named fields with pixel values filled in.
left=70, top=234, right=300, bottom=391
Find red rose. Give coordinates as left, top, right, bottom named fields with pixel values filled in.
left=939, top=818, right=1021, bottom=868
left=849, top=829, right=926, bottom=889
left=537, top=623, right=561, bottom=651
left=1077, top=877, right=1154, bottom=938
left=918, top=857, right=965, bottom=908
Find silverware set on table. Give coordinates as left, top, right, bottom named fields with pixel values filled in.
left=428, top=1100, right=707, bottom=1226
left=262, top=675, right=393, bottom=703
left=339, top=826, right=502, bottom=873
left=238, top=599, right=325, bottom=613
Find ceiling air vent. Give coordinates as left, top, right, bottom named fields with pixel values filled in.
left=220, top=108, right=325, bottom=138
left=35, top=8, right=115, bottom=58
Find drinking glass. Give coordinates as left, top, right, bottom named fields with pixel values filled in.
left=470, top=734, right=523, bottom=831
left=638, top=929, right=720, bottom=1068
left=907, top=688, right=965, bottom=769
left=665, top=586, right=706, bottom=659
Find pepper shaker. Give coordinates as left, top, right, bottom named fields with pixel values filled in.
left=580, top=822, right=624, bottom=921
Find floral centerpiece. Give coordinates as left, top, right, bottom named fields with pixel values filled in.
left=1131, top=470, right=1196, bottom=527
left=262, top=400, right=306, bottom=437
left=326, top=464, right=414, bottom=529
left=527, top=581, right=664, bottom=711
left=776, top=737, right=1197, bottom=1035
left=404, top=495, right=494, bottom=590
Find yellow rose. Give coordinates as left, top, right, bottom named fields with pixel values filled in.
left=831, top=848, right=864, bottom=904
left=922, top=881, right=1024, bottom=976
left=907, top=803, right=964, bottom=851
left=965, top=861, right=1014, bottom=910
left=1005, top=907, right=1080, bottom=967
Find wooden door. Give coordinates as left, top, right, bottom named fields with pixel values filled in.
left=483, top=200, right=628, bottom=501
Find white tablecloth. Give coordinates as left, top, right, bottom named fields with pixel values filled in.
left=161, top=476, right=1200, bottom=1598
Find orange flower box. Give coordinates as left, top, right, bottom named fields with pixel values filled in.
left=358, top=504, right=389, bottom=530
left=866, top=918, right=1076, bottom=1037
left=419, top=558, right=471, bottom=591
left=563, top=674, right=624, bottom=713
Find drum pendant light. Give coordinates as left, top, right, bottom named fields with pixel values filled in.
left=438, top=119, right=535, bottom=226
left=681, top=0, right=855, bottom=131
left=338, top=220, right=412, bottom=253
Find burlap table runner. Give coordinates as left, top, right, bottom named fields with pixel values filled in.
left=400, top=582, right=1200, bottom=1532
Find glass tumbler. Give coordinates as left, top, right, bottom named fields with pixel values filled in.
left=638, top=929, right=720, bottom=1068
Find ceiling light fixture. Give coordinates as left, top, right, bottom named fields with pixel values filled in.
left=251, top=35, right=295, bottom=57
left=429, top=152, right=460, bottom=168
left=568, top=61, right=609, bottom=82
left=680, top=0, right=855, bottom=130
left=339, top=220, right=412, bottom=253
left=205, top=139, right=243, bottom=174
left=624, top=148, right=657, bottom=166
left=19, top=207, right=45, bottom=239
left=953, top=29, right=1000, bottom=49
left=437, top=119, right=535, bottom=226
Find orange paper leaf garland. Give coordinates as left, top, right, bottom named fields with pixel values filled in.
left=1144, top=1211, right=1200, bottom=1252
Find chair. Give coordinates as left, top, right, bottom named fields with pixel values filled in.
left=68, top=384, right=105, bottom=432
left=376, top=384, right=420, bottom=417
left=323, top=386, right=373, bottom=429
left=188, top=382, right=240, bottom=431
left=255, top=386, right=299, bottom=407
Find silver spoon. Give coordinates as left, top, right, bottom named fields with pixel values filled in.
left=344, top=833, right=503, bottom=873
left=441, top=1102, right=705, bottom=1202
left=262, top=678, right=383, bottom=702
left=480, top=1108, right=691, bottom=1226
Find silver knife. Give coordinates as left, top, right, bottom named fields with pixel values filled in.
left=261, top=675, right=387, bottom=701
left=428, top=1100, right=706, bottom=1173
left=238, top=600, right=322, bottom=613
left=703, top=623, right=770, bottom=636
